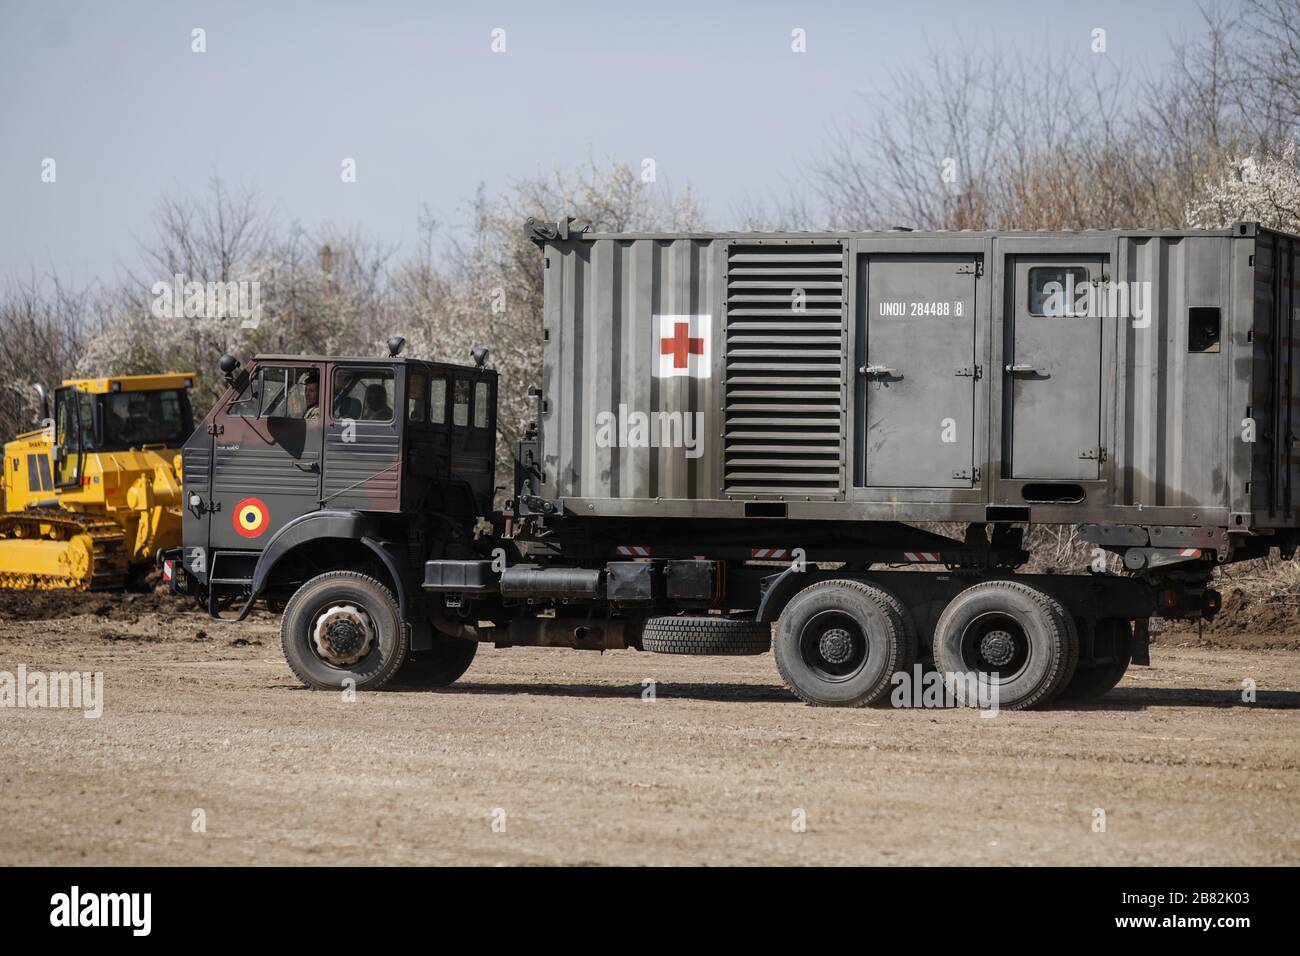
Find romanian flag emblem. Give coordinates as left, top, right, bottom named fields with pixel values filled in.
left=233, top=497, right=270, bottom=538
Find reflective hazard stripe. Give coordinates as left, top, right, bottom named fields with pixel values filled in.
left=615, top=546, right=652, bottom=557
left=750, top=548, right=788, bottom=559
left=903, top=551, right=940, bottom=562
left=1179, top=548, right=1201, bottom=557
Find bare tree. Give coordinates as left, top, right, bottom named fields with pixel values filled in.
left=0, top=273, right=91, bottom=439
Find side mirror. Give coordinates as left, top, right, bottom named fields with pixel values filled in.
left=219, top=353, right=241, bottom=384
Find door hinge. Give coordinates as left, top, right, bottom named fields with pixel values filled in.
left=954, top=364, right=982, bottom=379
left=956, top=261, right=984, bottom=277
left=1079, top=447, right=1106, bottom=461
left=953, top=467, right=980, bottom=482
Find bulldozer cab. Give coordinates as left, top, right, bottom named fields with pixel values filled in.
left=4, top=374, right=194, bottom=511
left=1, top=373, right=194, bottom=589
left=181, top=354, right=497, bottom=589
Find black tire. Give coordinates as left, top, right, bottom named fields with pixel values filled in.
left=1058, top=619, right=1133, bottom=703
left=871, top=583, right=919, bottom=669
left=641, top=615, right=772, bottom=655
left=931, top=580, right=1078, bottom=711
left=396, top=638, right=479, bottom=687
left=773, top=579, right=905, bottom=707
left=280, top=571, right=409, bottom=691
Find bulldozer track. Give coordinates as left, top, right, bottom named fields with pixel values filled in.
left=0, top=507, right=129, bottom=590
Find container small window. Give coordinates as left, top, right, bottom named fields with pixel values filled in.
left=1188, top=307, right=1221, bottom=353
left=1028, top=267, right=1090, bottom=316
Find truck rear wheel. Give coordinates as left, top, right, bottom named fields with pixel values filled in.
left=773, top=579, right=905, bottom=707
left=641, top=615, right=772, bottom=655
left=871, top=583, right=918, bottom=669
left=397, top=639, right=478, bottom=687
left=280, top=571, right=409, bottom=691
left=1058, top=619, right=1132, bottom=703
left=931, top=580, right=1078, bottom=710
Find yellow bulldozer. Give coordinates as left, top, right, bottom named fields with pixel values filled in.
left=0, top=373, right=196, bottom=590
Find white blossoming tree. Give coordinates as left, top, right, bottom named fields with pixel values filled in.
left=1186, top=142, right=1300, bottom=233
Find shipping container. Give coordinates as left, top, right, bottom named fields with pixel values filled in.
left=535, top=221, right=1300, bottom=550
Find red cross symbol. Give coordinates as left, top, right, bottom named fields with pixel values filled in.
left=660, top=321, right=704, bottom=368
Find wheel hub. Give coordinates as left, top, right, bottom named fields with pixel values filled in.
left=312, top=604, right=374, bottom=666
left=980, top=629, right=1016, bottom=667
left=819, top=627, right=854, bottom=665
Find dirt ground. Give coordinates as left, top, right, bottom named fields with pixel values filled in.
left=1, top=588, right=1298, bottom=866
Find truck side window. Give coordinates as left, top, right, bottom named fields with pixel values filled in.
left=257, top=367, right=320, bottom=419
left=408, top=370, right=428, bottom=423
left=226, top=377, right=257, bottom=417
left=333, top=367, right=394, bottom=423
left=430, top=376, right=447, bottom=424
left=452, top=379, right=471, bottom=427
left=1029, top=266, right=1090, bottom=317
left=473, top=381, right=490, bottom=429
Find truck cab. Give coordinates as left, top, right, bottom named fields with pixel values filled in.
left=171, top=347, right=498, bottom=657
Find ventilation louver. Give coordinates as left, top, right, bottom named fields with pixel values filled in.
left=724, top=242, right=846, bottom=496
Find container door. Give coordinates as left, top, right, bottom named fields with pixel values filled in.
left=208, top=363, right=324, bottom=551
left=860, top=255, right=979, bottom=487
left=1007, top=257, right=1104, bottom=480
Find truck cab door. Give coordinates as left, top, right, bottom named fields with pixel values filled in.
left=322, top=365, right=401, bottom=511
left=207, top=363, right=325, bottom=552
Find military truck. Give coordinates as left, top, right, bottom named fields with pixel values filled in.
left=169, top=220, right=1300, bottom=710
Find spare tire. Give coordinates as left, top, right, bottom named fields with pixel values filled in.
left=640, top=615, right=772, bottom=655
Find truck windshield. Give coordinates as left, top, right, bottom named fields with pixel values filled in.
left=100, top=389, right=191, bottom=449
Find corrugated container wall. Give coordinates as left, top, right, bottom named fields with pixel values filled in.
left=537, top=224, right=1300, bottom=538
left=542, top=237, right=725, bottom=501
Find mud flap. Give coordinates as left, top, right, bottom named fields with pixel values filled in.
left=1132, top=618, right=1150, bottom=666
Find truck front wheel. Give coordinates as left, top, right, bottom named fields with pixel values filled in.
left=931, top=581, right=1078, bottom=710
left=774, top=579, right=905, bottom=707
left=280, top=571, right=409, bottom=691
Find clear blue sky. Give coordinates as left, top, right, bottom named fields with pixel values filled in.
left=1, top=0, right=1211, bottom=286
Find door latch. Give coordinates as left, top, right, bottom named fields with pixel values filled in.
left=859, top=364, right=899, bottom=377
